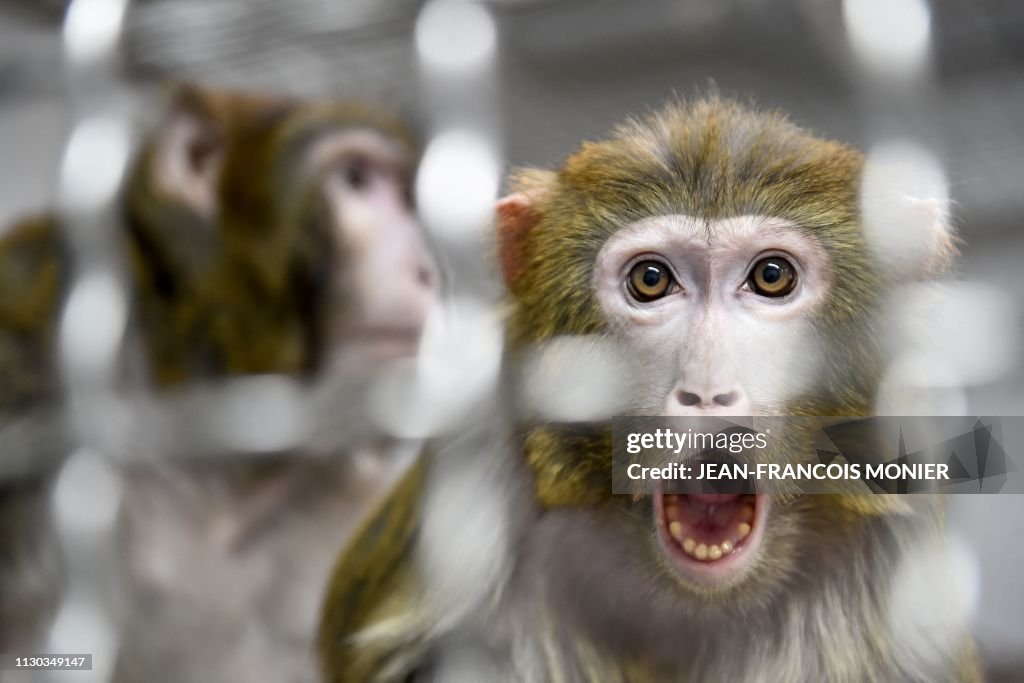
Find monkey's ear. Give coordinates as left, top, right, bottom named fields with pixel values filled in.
left=496, top=171, right=556, bottom=288
left=149, top=85, right=226, bottom=218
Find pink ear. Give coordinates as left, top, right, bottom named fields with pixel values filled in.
left=495, top=192, right=544, bottom=288
left=150, top=86, right=225, bottom=218
left=497, top=192, right=542, bottom=288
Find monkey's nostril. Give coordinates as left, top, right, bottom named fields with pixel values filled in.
left=417, top=264, right=435, bottom=288
left=713, top=391, right=739, bottom=407
left=678, top=391, right=701, bottom=407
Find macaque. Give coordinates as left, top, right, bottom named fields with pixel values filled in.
left=0, top=220, right=66, bottom=653
left=319, top=98, right=981, bottom=682
left=0, top=85, right=437, bottom=680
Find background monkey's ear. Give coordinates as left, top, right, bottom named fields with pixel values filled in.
left=496, top=170, right=556, bottom=288
left=149, top=84, right=226, bottom=218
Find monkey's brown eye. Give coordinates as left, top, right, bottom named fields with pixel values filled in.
left=342, top=159, right=369, bottom=190
left=748, top=256, right=797, bottom=297
left=627, top=260, right=675, bottom=302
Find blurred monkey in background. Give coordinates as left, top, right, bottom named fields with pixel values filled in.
left=0, top=85, right=438, bottom=681
left=319, top=98, right=980, bottom=682
left=0, top=219, right=66, bottom=653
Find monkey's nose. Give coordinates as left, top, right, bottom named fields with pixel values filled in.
left=414, top=252, right=440, bottom=292
left=666, top=386, right=751, bottom=415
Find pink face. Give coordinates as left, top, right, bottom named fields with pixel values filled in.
left=314, top=130, right=439, bottom=363
left=593, top=214, right=832, bottom=586
left=594, top=214, right=832, bottom=417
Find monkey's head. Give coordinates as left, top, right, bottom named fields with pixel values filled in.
left=498, top=99, right=956, bottom=626
left=124, top=84, right=438, bottom=385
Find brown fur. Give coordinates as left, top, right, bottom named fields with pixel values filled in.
left=123, top=85, right=417, bottom=384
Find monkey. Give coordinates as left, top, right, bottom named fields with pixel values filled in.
left=318, top=97, right=982, bottom=682
left=0, top=84, right=438, bottom=680
left=0, top=217, right=67, bottom=654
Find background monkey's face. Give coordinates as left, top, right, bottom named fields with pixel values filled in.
left=126, top=85, right=438, bottom=383
left=499, top=99, right=955, bottom=607
left=309, top=128, right=437, bottom=365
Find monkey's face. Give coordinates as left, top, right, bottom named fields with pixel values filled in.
left=499, top=99, right=954, bottom=608
left=308, top=129, right=438, bottom=366
left=127, top=86, right=438, bottom=380
left=592, top=213, right=836, bottom=590
left=593, top=214, right=832, bottom=417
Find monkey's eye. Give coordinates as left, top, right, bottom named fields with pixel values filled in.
left=341, top=158, right=370, bottom=190
left=627, top=260, right=676, bottom=302
left=747, top=256, right=797, bottom=297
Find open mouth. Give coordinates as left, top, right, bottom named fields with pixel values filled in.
left=654, top=491, right=767, bottom=583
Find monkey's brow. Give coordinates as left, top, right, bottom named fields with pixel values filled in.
left=305, top=130, right=409, bottom=176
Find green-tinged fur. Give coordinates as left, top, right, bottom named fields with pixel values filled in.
left=318, top=456, right=429, bottom=681
left=0, top=216, right=65, bottom=414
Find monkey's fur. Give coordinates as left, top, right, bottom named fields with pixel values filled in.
left=319, top=98, right=981, bottom=682
left=0, top=85, right=421, bottom=678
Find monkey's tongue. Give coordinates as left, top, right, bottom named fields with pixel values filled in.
left=660, top=493, right=756, bottom=562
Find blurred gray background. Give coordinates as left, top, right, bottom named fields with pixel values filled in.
left=1, top=0, right=1021, bottom=678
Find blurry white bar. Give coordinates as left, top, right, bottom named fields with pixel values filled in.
left=415, top=0, right=497, bottom=75
left=48, top=0, right=132, bottom=680
left=519, top=336, right=633, bottom=423
left=64, top=0, right=130, bottom=65
left=417, top=128, right=502, bottom=241
left=390, top=0, right=506, bottom=437
left=399, top=11, right=511, bottom=673
left=58, top=118, right=131, bottom=214
left=414, top=0, right=502, bottom=240
left=859, top=140, right=948, bottom=274
left=843, top=0, right=932, bottom=79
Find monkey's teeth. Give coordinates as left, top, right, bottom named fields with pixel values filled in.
left=658, top=493, right=760, bottom=564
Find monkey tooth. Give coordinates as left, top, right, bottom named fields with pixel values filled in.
left=655, top=492, right=767, bottom=578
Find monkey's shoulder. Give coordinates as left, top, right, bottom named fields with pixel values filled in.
left=0, top=215, right=66, bottom=412
left=0, top=215, right=64, bottom=330
left=318, top=453, right=434, bottom=682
